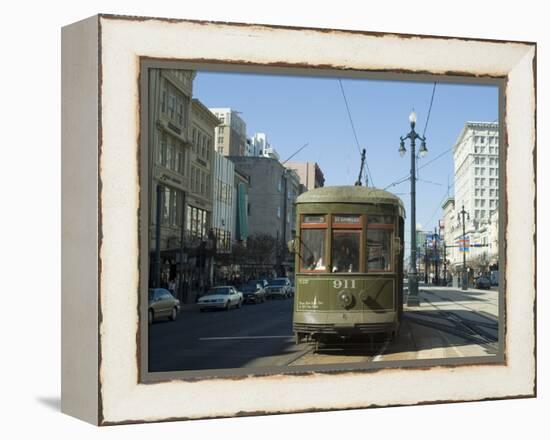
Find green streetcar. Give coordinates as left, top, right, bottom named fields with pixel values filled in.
left=291, top=185, right=405, bottom=343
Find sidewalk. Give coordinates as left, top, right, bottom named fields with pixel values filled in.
left=415, top=284, right=499, bottom=318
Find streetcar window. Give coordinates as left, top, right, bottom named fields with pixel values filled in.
left=300, top=229, right=326, bottom=271
left=332, top=231, right=360, bottom=273
left=367, top=215, right=393, bottom=225
left=367, top=229, right=392, bottom=271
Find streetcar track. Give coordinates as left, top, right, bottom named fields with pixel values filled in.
left=407, top=295, right=498, bottom=346
left=421, top=289, right=498, bottom=320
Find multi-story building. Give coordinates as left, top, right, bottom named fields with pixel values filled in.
left=229, top=156, right=301, bottom=272
left=443, top=121, right=500, bottom=276
left=284, top=161, right=325, bottom=190
left=209, top=108, right=247, bottom=157
left=148, top=68, right=195, bottom=290
left=233, top=169, right=250, bottom=245
left=188, top=99, right=218, bottom=243
left=248, top=132, right=281, bottom=159
left=212, top=151, right=235, bottom=254
left=453, top=121, right=500, bottom=223
left=285, top=168, right=302, bottom=238
left=250, top=132, right=268, bottom=156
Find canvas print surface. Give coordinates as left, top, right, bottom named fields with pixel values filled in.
left=144, top=67, right=503, bottom=375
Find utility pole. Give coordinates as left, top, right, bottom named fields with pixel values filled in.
left=424, top=239, right=428, bottom=284
left=178, top=190, right=186, bottom=302
left=154, top=183, right=163, bottom=288
left=434, top=226, right=439, bottom=285
left=459, top=204, right=470, bottom=291
left=399, top=110, right=428, bottom=306
left=443, top=243, right=447, bottom=286
left=281, top=169, right=288, bottom=277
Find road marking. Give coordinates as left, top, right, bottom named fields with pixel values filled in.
left=199, top=335, right=293, bottom=341
left=372, top=338, right=391, bottom=362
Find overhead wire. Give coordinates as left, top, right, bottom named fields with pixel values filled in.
left=383, top=118, right=498, bottom=191
left=337, top=79, right=374, bottom=187
left=417, top=82, right=437, bottom=181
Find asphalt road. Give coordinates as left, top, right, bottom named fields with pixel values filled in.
left=149, top=285, right=500, bottom=372
left=148, top=296, right=305, bottom=372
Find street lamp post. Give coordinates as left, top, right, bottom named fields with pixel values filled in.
left=399, top=110, right=427, bottom=306
left=459, top=204, right=470, bottom=291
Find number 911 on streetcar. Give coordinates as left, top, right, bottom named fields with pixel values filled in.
left=289, top=185, right=405, bottom=343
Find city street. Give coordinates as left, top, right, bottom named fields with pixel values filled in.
left=149, top=285, right=499, bottom=372
left=148, top=297, right=301, bottom=372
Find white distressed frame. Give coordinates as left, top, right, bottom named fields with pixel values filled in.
left=62, top=14, right=536, bottom=425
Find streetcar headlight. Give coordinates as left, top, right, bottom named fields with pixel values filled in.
left=338, top=291, right=355, bottom=309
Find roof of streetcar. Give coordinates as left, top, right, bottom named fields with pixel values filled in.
left=296, top=185, right=404, bottom=210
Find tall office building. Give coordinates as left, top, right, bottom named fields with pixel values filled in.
left=453, top=121, right=500, bottom=223
left=209, top=108, right=247, bottom=157
left=284, top=161, right=325, bottom=190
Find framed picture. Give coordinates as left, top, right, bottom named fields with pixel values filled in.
left=61, top=14, right=536, bottom=425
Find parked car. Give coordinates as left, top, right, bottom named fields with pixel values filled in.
left=197, top=286, right=243, bottom=312
left=475, top=276, right=491, bottom=290
left=257, top=279, right=269, bottom=289
left=148, top=288, right=180, bottom=324
left=265, top=277, right=292, bottom=299
left=242, top=280, right=267, bottom=304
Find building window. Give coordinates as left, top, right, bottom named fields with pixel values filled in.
left=219, top=126, right=224, bottom=134
left=160, top=187, right=182, bottom=227
left=480, top=136, right=485, bottom=144
left=277, top=206, right=281, bottom=218
left=186, top=205, right=209, bottom=239
left=158, top=131, right=167, bottom=165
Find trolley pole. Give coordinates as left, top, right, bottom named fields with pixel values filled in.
left=399, top=110, right=428, bottom=306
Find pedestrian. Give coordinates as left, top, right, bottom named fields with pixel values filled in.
left=168, top=279, right=176, bottom=296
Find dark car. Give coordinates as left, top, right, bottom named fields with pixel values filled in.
left=241, top=281, right=267, bottom=304
left=475, top=276, right=491, bottom=290
left=148, top=288, right=180, bottom=324
left=265, top=277, right=292, bottom=299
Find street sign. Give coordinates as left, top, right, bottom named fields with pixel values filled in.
left=458, top=236, right=470, bottom=253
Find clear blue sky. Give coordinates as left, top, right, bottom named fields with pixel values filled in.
left=193, top=70, right=498, bottom=255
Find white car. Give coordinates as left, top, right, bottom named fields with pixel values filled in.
left=198, top=286, right=243, bottom=312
